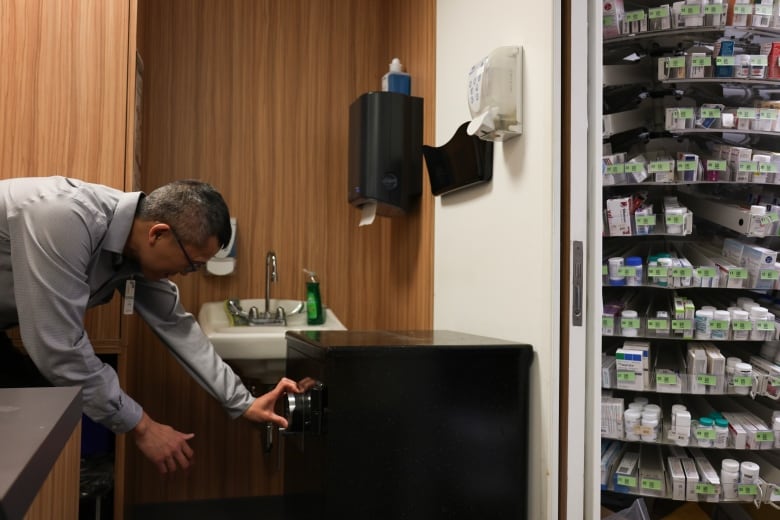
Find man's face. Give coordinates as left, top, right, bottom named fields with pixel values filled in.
left=142, top=223, right=220, bottom=280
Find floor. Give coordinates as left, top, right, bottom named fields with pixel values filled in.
left=127, top=496, right=310, bottom=520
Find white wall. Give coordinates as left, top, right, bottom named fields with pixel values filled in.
left=434, top=1, right=561, bottom=518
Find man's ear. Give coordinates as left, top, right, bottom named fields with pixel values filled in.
left=148, top=222, right=170, bottom=244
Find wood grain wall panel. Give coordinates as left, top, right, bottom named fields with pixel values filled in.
left=125, top=0, right=435, bottom=504
left=0, top=0, right=129, bottom=187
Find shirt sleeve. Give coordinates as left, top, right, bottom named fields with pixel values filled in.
left=130, top=278, right=254, bottom=418
left=8, top=197, right=143, bottom=433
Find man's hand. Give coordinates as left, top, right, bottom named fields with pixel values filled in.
left=242, top=376, right=312, bottom=427
left=132, top=412, right=195, bottom=474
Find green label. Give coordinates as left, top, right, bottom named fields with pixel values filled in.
left=603, top=316, right=614, bottom=329
left=755, top=431, right=775, bottom=442
left=635, top=215, right=656, bottom=226
left=641, top=478, right=662, bottom=491
left=603, top=265, right=608, bottom=276
left=624, top=163, right=643, bottom=174
left=648, top=7, right=668, bottom=19
left=625, top=10, right=646, bottom=22
left=757, top=321, right=776, bottom=331
left=668, top=57, right=686, bottom=69
left=603, top=15, right=616, bottom=26
left=697, top=267, right=717, bottom=278
left=647, top=319, right=668, bottom=330
left=675, top=108, right=694, bottom=119
left=760, top=108, right=778, bottom=120
left=732, top=320, right=752, bottom=331
left=717, top=56, right=736, bottom=66
left=755, top=5, right=773, bottom=16
left=697, top=374, right=717, bottom=386
left=680, top=5, right=701, bottom=15
left=700, top=107, right=720, bottom=117
left=710, top=320, right=729, bottom=331
left=738, top=108, right=757, bottom=119
left=733, top=5, right=753, bottom=15
left=739, top=161, right=758, bottom=173
left=696, top=428, right=716, bottom=440
left=706, top=160, right=727, bottom=171
left=760, top=162, right=779, bottom=173
left=739, top=484, right=758, bottom=496
left=677, top=160, right=697, bottom=171
left=704, top=4, right=726, bottom=14
left=751, top=55, right=769, bottom=66
left=760, top=269, right=779, bottom=280
left=672, top=320, right=691, bottom=330
left=648, top=161, right=674, bottom=173
left=771, top=378, right=780, bottom=386
left=733, top=376, right=752, bottom=387
left=648, top=266, right=668, bottom=277
left=617, top=266, right=636, bottom=276
left=657, top=373, right=678, bottom=385
left=621, top=318, right=641, bottom=329
left=617, top=475, right=637, bottom=487
left=666, top=214, right=685, bottom=225
left=730, top=268, right=748, bottom=279
left=617, top=371, right=636, bottom=382
left=606, top=163, right=625, bottom=174
left=671, top=267, right=692, bottom=277
left=696, top=483, right=717, bottom=495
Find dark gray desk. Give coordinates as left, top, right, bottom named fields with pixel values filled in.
left=0, top=386, right=81, bottom=520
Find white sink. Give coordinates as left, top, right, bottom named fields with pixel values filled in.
left=198, top=298, right=346, bottom=360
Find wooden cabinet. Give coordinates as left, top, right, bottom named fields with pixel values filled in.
left=1, top=1, right=138, bottom=518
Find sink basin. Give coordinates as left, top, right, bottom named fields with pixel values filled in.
left=198, top=298, right=346, bottom=360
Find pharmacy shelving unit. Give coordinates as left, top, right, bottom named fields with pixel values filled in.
left=601, top=3, right=780, bottom=514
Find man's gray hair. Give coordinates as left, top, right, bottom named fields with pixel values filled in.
left=138, top=180, right=232, bottom=248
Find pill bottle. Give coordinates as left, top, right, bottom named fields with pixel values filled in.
left=697, top=416, right=714, bottom=447
left=733, top=362, right=753, bottom=395
left=633, top=396, right=649, bottom=406
left=625, top=256, right=643, bottom=286
left=740, top=461, right=760, bottom=484
left=767, top=312, right=776, bottom=340
left=750, top=306, right=770, bottom=341
left=695, top=309, right=714, bottom=339
left=774, top=416, right=780, bottom=449
left=711, top=309, right=731, bottom=340
left=624, top=409, right=641, bottom=441
left=714, top=417, right=729, bottom=448
left=656, top=257, right=673, bottom=287
left=608, top=257, right=626, bottom=286
left=641, top=416, right=659, bottom=442
left=643, top=404, right=661, bottom=419
left=620, top=309, right=639, bottom=337
left=721, top=459, right=740, bottom=500
left=731, top=309, right=750, bottom=340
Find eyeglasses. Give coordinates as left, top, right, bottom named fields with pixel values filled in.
left=169, top=226, right=204, bottom=273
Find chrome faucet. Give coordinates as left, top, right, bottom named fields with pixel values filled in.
left=264, top=250, right=278, bottom=318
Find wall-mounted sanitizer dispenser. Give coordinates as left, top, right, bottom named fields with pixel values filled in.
left=467, top=46, right=523, bottom=141
left=348, top=91, right=423, bottom=217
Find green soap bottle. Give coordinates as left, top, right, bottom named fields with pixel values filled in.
left=304, top=269, right=324, bottom=325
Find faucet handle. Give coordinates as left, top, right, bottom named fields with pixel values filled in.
left=275, top=306, right=287, bottom=325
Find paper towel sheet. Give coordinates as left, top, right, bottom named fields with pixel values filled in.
left=359, top=201, right=377, bottom=226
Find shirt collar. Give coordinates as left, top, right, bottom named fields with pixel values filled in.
left=103, top=191, right=144, bottom=256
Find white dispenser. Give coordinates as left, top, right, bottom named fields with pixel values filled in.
left=467, top=46, right=523, bottom=141
left=206, top=217, right=237, bottom=276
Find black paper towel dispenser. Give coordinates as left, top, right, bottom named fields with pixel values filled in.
left=348, top=91, right=423, bottom=217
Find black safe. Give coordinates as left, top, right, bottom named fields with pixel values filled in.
left=281, top=330, right=533, bottom=520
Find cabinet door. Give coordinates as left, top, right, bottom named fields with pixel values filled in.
left=0, top=0, right=130, bottom=187
left=0, top=0, right=132, bottom=347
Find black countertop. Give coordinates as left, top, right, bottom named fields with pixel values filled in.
left=0, top=386, right=82, bottom=520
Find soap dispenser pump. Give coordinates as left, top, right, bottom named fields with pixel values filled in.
left=303, top=269, right=324, bottom=325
